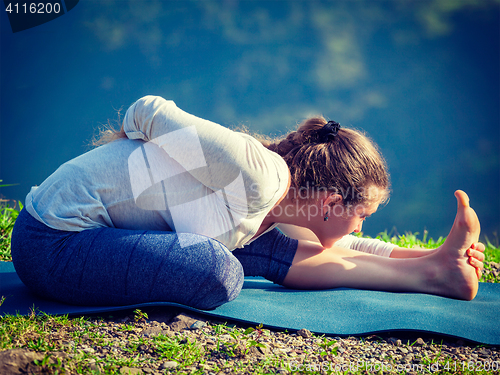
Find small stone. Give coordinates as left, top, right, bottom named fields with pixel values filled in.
left=249, top=346, right=261, bottom=356
left=415, top=338, right=426, bottom=346
left=297, top=328, right=312, bottom=338
left=120, top=367, right=143, bottom=375
left=387, top=337, right=401, bottom=346
left=257, top=345, right=270, bottom=355
left=141, top=326, right=163, bottom=337
left=190, top=320, right=206, bottom=330
left=160, top=361, right=178, bottom=370
left=219, top=334, right=232, bottom=342
left=62, top=340, right=76, bottom=348
left=479, top=348, right=490, bottom=356
left=163, top=330, right=175, bottom=337
left=89, top=363, right=101, bottom=372
left=0, top=349, right=45, bottom=375
left=169, top=314, right=198, bottom=331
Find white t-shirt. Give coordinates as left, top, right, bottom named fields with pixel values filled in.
left=26, top=96, right=290, bottom=250
left=334, top=235, right=397, bottom=257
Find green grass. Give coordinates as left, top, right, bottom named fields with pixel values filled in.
left=0, top=199, right=22, bottom=262
left=0, top=313, right=498, bottom=374
left=0, top=311, right=286, bottom=374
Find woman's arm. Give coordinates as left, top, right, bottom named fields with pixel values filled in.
left=389, top=247, right=437, bottom=258
left=277, top=223, right=396, bottom=257
left=277, top=223, right=485, bottom=274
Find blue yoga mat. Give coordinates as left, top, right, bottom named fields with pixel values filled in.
left=1, top=262, right=499, bottom=345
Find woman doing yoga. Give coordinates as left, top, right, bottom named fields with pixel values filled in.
left=11, top=96, right=484, bottom=310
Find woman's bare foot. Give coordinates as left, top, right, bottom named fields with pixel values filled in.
left=430, top=190, right=481, bottom=300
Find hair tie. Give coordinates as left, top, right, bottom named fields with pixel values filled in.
left=316, top=120, right=341, bottom=143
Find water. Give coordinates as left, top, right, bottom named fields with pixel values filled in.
left=1, top=0, right=498, bottom=240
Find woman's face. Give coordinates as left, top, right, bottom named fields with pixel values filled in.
left=311, top=192, right=382, bottom=248
left=333, top=203, right=377, bottom=234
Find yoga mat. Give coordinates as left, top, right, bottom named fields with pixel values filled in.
left=1, top=262, right=499, bottom=345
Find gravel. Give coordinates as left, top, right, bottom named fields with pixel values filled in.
left=3, top=309, right=499, bottom=374
left=1, top=262, right=499, bottom=374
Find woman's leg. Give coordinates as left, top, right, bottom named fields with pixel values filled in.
left=232, top=228, right=299, bottom=285
left=11, top=209, right=244, bottom=309
left=283, top=190, right=481, bottom=300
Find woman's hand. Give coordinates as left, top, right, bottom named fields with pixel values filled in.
left=467, top=242, right=485, bottom=279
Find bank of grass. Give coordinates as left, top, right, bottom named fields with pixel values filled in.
left=0, top=199, right=499, bottom=374
left=0, top=199, right=21, bottom=262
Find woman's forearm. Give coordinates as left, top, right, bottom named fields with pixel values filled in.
left=389, top=246, right=438, bottom=258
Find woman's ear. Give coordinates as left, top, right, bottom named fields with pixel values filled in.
left=324, top=193, right=343, bottom=207
left=321, top=193, right=343, bottom=221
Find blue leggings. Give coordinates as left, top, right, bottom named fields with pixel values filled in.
left=11, top=209, right=298, bottom=310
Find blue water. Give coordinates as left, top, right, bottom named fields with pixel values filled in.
left=1, top=0, right=499, bottom=240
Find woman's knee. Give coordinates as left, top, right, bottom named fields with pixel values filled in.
left=189, top=239, right=244, bottom=309
left=220, top=248, right=245, bottom=302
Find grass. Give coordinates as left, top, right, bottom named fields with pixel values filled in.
left=0, top=199, right=22, bottom=262
left=0, top=311, right=287, bottom=374
left=0, top=198, right=499, bottom=374
left=1, top=312, right=498, bottom=374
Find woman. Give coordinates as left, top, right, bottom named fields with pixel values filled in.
left=11, top=96, right=484, bottom=310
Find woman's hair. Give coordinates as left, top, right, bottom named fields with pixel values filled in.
left=264, top=117, right=390, bottom=207
left=92, top=126, right=126, bottom=147
left=91, top=114, right=126, bottom=147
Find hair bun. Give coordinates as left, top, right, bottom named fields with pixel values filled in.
left=315, top=121, right=340, bottom=143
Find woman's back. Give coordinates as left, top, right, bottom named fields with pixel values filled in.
left=25, top=97, right=291, bottom=249
left=25, top=138, right=176, bottom=232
